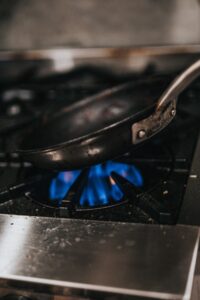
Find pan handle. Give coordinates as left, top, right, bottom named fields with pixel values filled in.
left=132, top=59, right=200, bottom=144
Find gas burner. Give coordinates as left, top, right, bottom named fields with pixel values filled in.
left=28, top=160, right=144, bottom=210
left=24, top=140, right=179, bottom=223
left=50, top=161, right=143, bottom=208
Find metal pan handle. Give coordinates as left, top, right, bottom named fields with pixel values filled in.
left=132, top=59, right=200, bottom=144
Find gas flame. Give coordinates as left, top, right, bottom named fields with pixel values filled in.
left=50, top=170, right=80, bottom=203
left=49, top=161, right=143, bottom=207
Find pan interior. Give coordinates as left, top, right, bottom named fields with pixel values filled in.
left=20, top=77, right=171, bottom=151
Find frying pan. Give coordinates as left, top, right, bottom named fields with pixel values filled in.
left=18, top=60, right=200, bottom=170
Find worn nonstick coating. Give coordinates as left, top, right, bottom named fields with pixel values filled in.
left=18, top=76, right=172, bottom=170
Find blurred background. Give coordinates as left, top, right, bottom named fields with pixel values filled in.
left=0, top=0, right=199, bottom=50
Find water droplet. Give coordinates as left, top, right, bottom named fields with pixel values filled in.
left=126, top=240, right=135, bottom=246
left=108, top=233, right=114, bottom=238
left=99, top=239, right=106, bottom=244
left=75, top=237, right=81, bottom=242
left=60, top=241, right=66, bottom=248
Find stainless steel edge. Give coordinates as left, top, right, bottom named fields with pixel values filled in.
left=0, top=214, right=198, bottom=299
left=0, top=45, right=200, bottom=60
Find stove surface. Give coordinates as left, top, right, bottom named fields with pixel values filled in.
left=0, top=214, right=198, bottom=300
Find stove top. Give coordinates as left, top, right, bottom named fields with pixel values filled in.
left=0, top=47, right=200, bottom=300
left=0, top=50, right=199, bottom=226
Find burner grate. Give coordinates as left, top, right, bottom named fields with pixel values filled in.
left=23, top=140, right=181, bottom=224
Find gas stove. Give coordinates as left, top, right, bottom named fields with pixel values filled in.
left=0, top=47, right=200, bottom=300
left=0, top=48, right=199, bottom=225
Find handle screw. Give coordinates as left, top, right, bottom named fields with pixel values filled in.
left=138, top=130, right=146, bottom=139
left=171, top=109, right=176, bottom=116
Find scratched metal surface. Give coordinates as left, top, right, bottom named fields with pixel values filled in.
left=0, top=214, right=198, bottom=299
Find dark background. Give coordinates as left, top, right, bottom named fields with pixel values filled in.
left=0, top=0, right=199, bottom=50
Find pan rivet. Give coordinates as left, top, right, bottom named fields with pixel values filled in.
left=138, top=130, right=146, bottom=139
left=171, top=109, right=176, bottom=116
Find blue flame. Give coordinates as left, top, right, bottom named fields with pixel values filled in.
left=80, top=161, right=143, bottom=207
left=49, top=161, right=143, bottom=207
left=50, top=170, right=80, bottom=203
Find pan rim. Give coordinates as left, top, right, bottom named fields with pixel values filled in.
left=17, top=76, right=167, bottom=155
left=17, top=104, right=155, bottom=155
